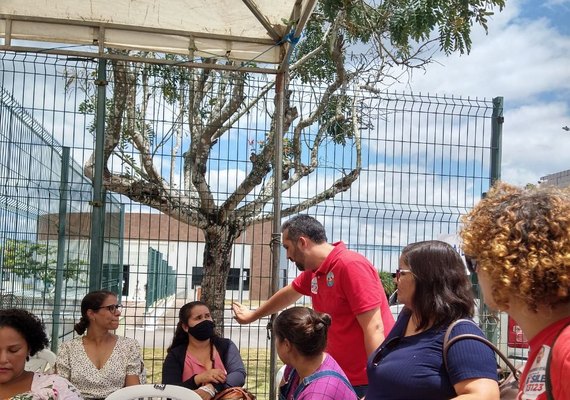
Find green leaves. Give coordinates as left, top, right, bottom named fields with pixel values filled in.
left=379, top=0, right=505, bottom=55
left=2, top=239, right=87, bottom=289
left=292, top=0, right=505, bottom=106
left=379, top=271, right=397, bottom=299
left=319, top=93, right=355, bottom=145
left=292, top=17, right=337, bottom=84
left=296, top=0, right=505, bottom=72
left=147, top=57, right=192, bottom=105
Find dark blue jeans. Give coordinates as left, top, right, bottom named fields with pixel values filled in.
left=353, top=385, right=367, bottom=398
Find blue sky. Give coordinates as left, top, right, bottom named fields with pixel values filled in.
left=390, top=0, right=570, bottom=186
left=3, top=0, right=567, bottom=198
left=525, top=0, right=570, bottom=35
left=5, top=0, right=566, bottom=191
left=4, top=0, right=564, bottom=273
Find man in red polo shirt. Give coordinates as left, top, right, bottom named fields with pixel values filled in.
left=232, top=215, right=395, bottom=397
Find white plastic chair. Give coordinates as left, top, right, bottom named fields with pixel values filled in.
left=25, top=349, right=57, bottom=373
left=274, top=365, right=287, bottom=399
left=105, top=384, right=201, bottom=400
left=275, top=365, right=286, bottom=388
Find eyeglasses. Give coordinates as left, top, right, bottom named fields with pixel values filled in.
left=96, top=304, right=122, bottom=313
left=465, top=257, right=478, bottom=274
left=371, top=336, right=401, bottom=366
left=396, top=269, right=413, bottom=280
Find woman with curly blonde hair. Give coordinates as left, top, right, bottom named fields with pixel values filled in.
left=460, top=181, right=570, bottom=400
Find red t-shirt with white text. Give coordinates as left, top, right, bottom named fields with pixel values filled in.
left=518, top=316, right=570, bottom=400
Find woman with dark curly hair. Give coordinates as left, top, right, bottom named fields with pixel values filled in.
left=55, top=291, right=142, bottom=400
left=461, top=182, right=570, bottom=400
left=162, top=301, right=245, bottom=400
left=275, top=306, right=357, bottom=400
left=0, top=308, right=81, bottom=400
left=365, top=240, right=499, bottom=400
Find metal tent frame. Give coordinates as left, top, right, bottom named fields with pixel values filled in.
left=1, top=2, right=317, bottom=397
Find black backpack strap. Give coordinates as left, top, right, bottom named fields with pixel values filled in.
left=545, top=320, right=570, bottom=400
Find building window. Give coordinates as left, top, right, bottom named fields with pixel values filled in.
left=191, top=267, right=249, bottom=290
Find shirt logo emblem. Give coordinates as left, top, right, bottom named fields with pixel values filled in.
left=311, top=277, right=318, bottom=294
left=326, top=271, right=335, bottom=287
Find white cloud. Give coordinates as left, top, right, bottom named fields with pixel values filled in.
left=408, top=22, right=570, bottom=101
left=390, top=0, right=570, bottom=186
left=501, top=101, right=570, bottom=184
left=207, top=168, right=247, bottom=202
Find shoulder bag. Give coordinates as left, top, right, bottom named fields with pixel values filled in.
left=443, top=319, right=524, bottom=400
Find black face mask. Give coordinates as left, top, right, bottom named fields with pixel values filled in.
left=187, top=320, right=215, bottom=341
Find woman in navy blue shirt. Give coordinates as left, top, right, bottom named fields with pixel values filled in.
left=365, top=240, right=499, bottom=399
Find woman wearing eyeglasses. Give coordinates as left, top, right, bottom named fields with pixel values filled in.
left=365, top=240, right=499, bottom=400
left=55, top=290, right=143, bottom=400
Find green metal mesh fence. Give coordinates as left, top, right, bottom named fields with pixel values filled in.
left=0, top=50, right=513, bottom=399
left=0, top=53, right=123, bottom=348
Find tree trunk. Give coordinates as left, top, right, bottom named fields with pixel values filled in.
left=200, top=223, right=240, bottom=331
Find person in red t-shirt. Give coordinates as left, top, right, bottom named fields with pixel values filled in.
left=461, top=182, right=570, bottom=400
left=232, top=214, right=395, bottom=397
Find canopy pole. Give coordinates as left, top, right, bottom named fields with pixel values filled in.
left=89, top=58, right=107, bottom=291
left=51, top=146, right=70, bottom=352
left=269, top=52, right=289, bottom=400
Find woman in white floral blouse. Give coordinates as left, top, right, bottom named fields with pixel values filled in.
left=0, top=308, right=82, bottom=400
left=55, top=291, right=143, bottom=400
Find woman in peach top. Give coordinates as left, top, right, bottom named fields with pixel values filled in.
left=162, top=301, right=245, bottom=400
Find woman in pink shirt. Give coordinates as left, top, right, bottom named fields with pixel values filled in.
left=275, top=306, right=357, bottom=400
left=162, top=301, right=245, bottom=400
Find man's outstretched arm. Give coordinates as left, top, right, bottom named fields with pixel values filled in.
left=356, top=307, right=385, bottom=356
left=232, top=285, right=303, bottom=324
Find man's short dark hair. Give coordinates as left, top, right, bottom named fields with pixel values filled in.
left=281, top=215, right=327, bottom=244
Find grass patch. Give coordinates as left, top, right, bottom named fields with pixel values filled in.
left=143, top=347, right=282, bottom=400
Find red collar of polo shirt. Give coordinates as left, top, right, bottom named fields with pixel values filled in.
left=313, top=241, right=345, bottom=276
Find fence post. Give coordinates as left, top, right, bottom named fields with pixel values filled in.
left=481, top=96, right=504, bottom=345
left=117, top=203, right=125, bottom=296
left=89, top=58, right=108, bottom=291
left=51, top=146, right=70, bottom=352
left=490, top=97, right=504, bottom=183
left=269, top=66, right=287, bottom=400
